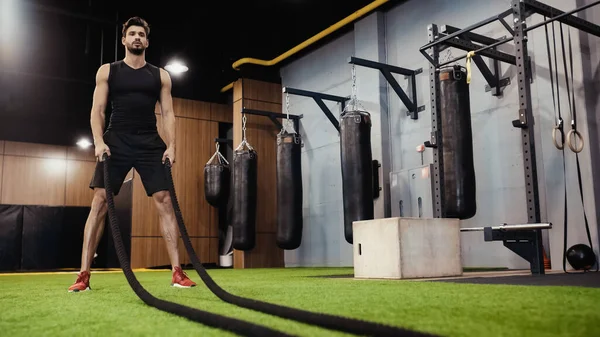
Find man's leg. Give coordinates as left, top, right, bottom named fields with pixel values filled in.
left=81, top=188, right=108, bottom=271
left=69, top=130, right=131, bottom=292
left=152, top=190, right=196, bottom=288
left=152, top=190, right=180, bottom=269
left=68, top=188, right=107, bottom=292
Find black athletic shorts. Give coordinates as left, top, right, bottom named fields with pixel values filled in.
left=89, top=129, right=169, bottom=196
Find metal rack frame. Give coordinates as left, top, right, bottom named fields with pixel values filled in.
left=419, top=0, right=600, bottom=274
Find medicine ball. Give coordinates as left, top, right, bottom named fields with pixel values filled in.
left=566, top=244, right=597, bottom=270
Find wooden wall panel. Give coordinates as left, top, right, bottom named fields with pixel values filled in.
left=65, top=160, right=97, bottom=206
left=242, top=79, right=282, bottom=104
left=1, top=156, right=66, bottom=205
left=233, top=78, right=285, bottom=269
left=173, top=98, right=211, bottom=120
left=211, top=103, right=233, bottom=123
left=0, top=141, right=106, bottom=207
left=66, top=146, right=96, bottom=162
left=4, top=141, right=67, bottom=159
left=0, top=155, right=3, bottom=197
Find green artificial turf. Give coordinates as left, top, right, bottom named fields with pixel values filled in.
left=1, top=267, right=599, bottom=337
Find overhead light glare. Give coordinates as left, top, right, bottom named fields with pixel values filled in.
left=77, top=138, right=92, bottom=149
left=165, top=61, right=189, bottom=74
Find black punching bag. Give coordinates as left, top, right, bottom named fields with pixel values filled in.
left=204, top=150, right=230, bottom=208
left=439, top=65, right=477, bottom=219
left=276, top=131, right=303, bottom=250
left=232, top=147, right=257, bottom=251
left=340, top=109, right=374, bottom=244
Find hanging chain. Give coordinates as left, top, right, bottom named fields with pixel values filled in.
left=280, top=92, right=296, bottom=135
left=344, top=62, right=366, bottom=113
left=242, top=114, right=247, bottom=141
left=351, top=64, right=357, bottom=105
left=215, top=142, right=221, bottom=163
left=206, top=141, right=229, bottom=165
left=236, top=113, right=254, bottom=151
left=285, top=92, right=290, bottom=121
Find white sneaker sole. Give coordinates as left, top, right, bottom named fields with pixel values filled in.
left=171, top=283, right=195, bottom=288
left=68, top=287, right=90, bottom=293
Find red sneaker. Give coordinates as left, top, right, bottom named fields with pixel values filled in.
left=171, top=267, right=196, bottom=288
left=68, top=271, right=91, bottom=292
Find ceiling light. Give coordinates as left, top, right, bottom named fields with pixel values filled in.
left=76, top=138, right=92, bottom=149
left=165, top=61, right=189, bottom=74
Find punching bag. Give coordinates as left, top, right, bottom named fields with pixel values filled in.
left=204, top=146, right=230, bottom=208
left=231, top=147, right=258, bottom=251
left=439, top=65, right=477, bottom=219
left=340, top=109, right=374, bottom=244
left=276, top=130, right=303, bottom=250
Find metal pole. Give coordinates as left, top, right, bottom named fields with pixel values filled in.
left=427, top=24, right=443, bottom=218
left=460, top=223, right=552, bottom=232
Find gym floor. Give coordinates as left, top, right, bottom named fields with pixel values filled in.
left=1, top=267, right=598, bottom=337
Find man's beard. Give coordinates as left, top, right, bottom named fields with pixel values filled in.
left=127, top=45, right=145, bottom=55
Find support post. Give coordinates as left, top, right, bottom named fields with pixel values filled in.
left=348, top=56, right=425, bottom=119
left=425, top=24, right=444, bottom=219
left=282, top=87, right=348, bottom=133
left=511, top=0, right=544, bottom=275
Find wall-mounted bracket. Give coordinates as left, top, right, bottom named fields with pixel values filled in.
left=348, top=56, right=425, bottom=120
left=241, top=107, right=303, bottom=131
left=282, top=87, right=348, bottom=133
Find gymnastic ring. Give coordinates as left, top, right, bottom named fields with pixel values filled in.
left=552, top=126, right=564, bottom=150
left=567, top=129, right=584, bottom=153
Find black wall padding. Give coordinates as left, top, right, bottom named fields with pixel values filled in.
left=21, top=206, right=65, bottom=270
left=439, top=66, right=477, bottom=219
left=58, top=207, right=90, bottom=268
left=0, top=205, right=24, bottom=271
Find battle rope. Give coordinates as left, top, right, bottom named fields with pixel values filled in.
left=163, top=159, right=439, bottom=337
left=101, top=154, right=293, bottom=337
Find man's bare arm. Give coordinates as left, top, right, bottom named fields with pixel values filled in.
left=90, top=64, right=110, bottom=146
left=159, top=69, right=176, bottom=150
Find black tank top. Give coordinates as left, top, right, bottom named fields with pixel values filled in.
left=106, top=60, right=161, bottom=132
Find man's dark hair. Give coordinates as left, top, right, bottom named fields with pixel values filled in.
left=122, top=16, right=150, bottom=37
